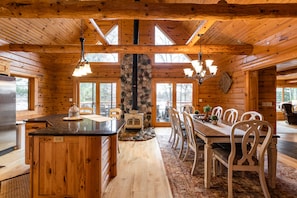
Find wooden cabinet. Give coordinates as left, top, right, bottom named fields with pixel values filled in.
left=25, top=122, right=47, bottom=164
left=30, top=134, right=118, bottom=198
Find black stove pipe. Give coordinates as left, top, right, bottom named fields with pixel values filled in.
left=132, top=19, right=139, bottom=110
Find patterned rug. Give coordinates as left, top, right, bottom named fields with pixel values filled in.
left=118, top=127, right=156, bottom=141
left=156, top=129, right=297, bottom=198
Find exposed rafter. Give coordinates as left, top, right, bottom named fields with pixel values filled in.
left=186, top=20, right=216, bottom=47
left=0, top=1, right=297, bottom=20
left=86, top=19, right=109, bottom=46
left=0, top=44, right=253, bottom=55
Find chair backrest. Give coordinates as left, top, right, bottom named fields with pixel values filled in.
left=211, top=106, right=223, bottom=120
left=183, top=105, right=195, bottom=114
left=172, top=108, right=183, bottom=137
left=79, top=107, right=93, bottom=115
left=109, top=108, right=122, bottom=120
left=169, top=107, right=175, bottom=129
left=282, top=103, right=293, bottom=114
left=229, top=120, right=273, bottom=167
left=183, top=111, right=197, bottom=151
left=240, top=111, right=264, bottom=121
left=223, top=108, right=238, bottom=124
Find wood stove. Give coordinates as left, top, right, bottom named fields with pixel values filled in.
left=124, top=111, right=144, bottom=131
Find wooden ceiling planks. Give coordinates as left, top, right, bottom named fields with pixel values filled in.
left=156, top=21, right=202, bottom=45
left=0, top=18, right=81, bottom=45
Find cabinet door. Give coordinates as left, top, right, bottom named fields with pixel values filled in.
left=25, top=122, right=47, bottom=164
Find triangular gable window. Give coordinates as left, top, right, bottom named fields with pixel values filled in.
left=85, top=25, right=118, bottom=62
left=154, top=26, right=191, bottom=63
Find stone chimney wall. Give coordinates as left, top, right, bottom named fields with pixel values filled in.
left=120, top=54, right=152, bottom=128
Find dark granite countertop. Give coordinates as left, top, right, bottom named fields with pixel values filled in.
left=27, top=114, right=125, bottom=136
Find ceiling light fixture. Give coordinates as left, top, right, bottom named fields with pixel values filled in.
left=184, top=34, right=218, bottom=85
left=72, top=20, right=92, bottom=77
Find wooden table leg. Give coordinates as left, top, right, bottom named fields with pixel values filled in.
left=204, top=142, right=212, bottom=188
left=268, top=138, right=277, bottom=189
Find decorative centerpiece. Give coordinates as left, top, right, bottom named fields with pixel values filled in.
left=203, top=104, right=212, bottom=121
left=63, top=103, right=82, bottom=121
left=68, top=103, right=80, bottom=117
left=210, top=115, right=218, bottom=125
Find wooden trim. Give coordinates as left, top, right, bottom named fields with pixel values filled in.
left=245, top=70, right=259, bottom=111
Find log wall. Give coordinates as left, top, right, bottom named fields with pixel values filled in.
left=1, top=20, right=297, bottom=125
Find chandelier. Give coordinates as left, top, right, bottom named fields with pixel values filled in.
left=184, top=34, right=218, bottom=84
left=72, top=20, right=92, bottom=77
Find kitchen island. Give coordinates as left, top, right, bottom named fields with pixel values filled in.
left=27, top=114, right=125, bottom=198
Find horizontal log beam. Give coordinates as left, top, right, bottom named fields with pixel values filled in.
left=0, top=44, right=253, bottom=55
left=0, top=1, right=297, bottom=20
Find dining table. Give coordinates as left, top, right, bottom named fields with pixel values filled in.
left=192, top=116, right=279, bottom=189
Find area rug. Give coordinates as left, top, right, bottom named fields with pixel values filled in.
left=156, top=128, right=297, bottom=198
left=118, top=127, right=156, bottom=141
left=0, top=173, right=29, bottom=198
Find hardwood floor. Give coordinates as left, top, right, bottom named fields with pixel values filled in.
left=0, top=122, right=296, bottom=197
left=0, top=148, right=29, bottom=181
left=276, top=121, right=297, bottom=169
left=103, top=137, right=173, bottom=198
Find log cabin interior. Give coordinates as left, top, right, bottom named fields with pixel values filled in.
left=0, top=0, right=297, bottom=197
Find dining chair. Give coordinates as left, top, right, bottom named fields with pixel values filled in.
left=182, top=105, right=195, bottom=114
left=211, top=106, right=223, bottom=120
left=79, top=107, right=93, bottom=115
left=182, top=111, right=203, bottom=175
left=109, top=108, right=122, bottom=120
left=109, top=108, right=123, bottom=153
left=172, top=108, right=187, bottom=159
left=240, top=111, right=264, bottom=121
left=168, top=107, right=177, bottom=145
left=212, top=120, right=273, bottom=198
left=223, top=108, right=238, bottom=124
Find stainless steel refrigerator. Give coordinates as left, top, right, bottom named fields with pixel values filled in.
left=0, top=75, right=16, bottom=156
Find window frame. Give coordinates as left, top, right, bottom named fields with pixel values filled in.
left=12, top=74, right=37, bottom=113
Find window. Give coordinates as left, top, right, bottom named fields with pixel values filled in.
left=85, top=25, right=118, bottom=62
left=15, top=77, right=29, bottom=111
left=276, top=87, right=297, bottom=110
left=154, top=26, right=191, bottom=63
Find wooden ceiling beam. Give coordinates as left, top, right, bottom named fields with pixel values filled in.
left=87, top=19, right=109, bottom=46
left=1, top=1, right=297, bottom=20
left=186, top=20, right=216, bottom=47
left=0, top=44, right=253, bottom=55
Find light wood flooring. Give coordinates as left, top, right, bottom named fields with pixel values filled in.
left=0, top=124, right=296, bottom=197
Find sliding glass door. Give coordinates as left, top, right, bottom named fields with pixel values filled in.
left=77, top=79, right=120, bottom=115
left=156, top=83, right=172, bottom=122
left=79, top=82, right=96, bottom=112
left=99, top=83, right=117, bottom=116
left=153, top=79, right=195, bottom=126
